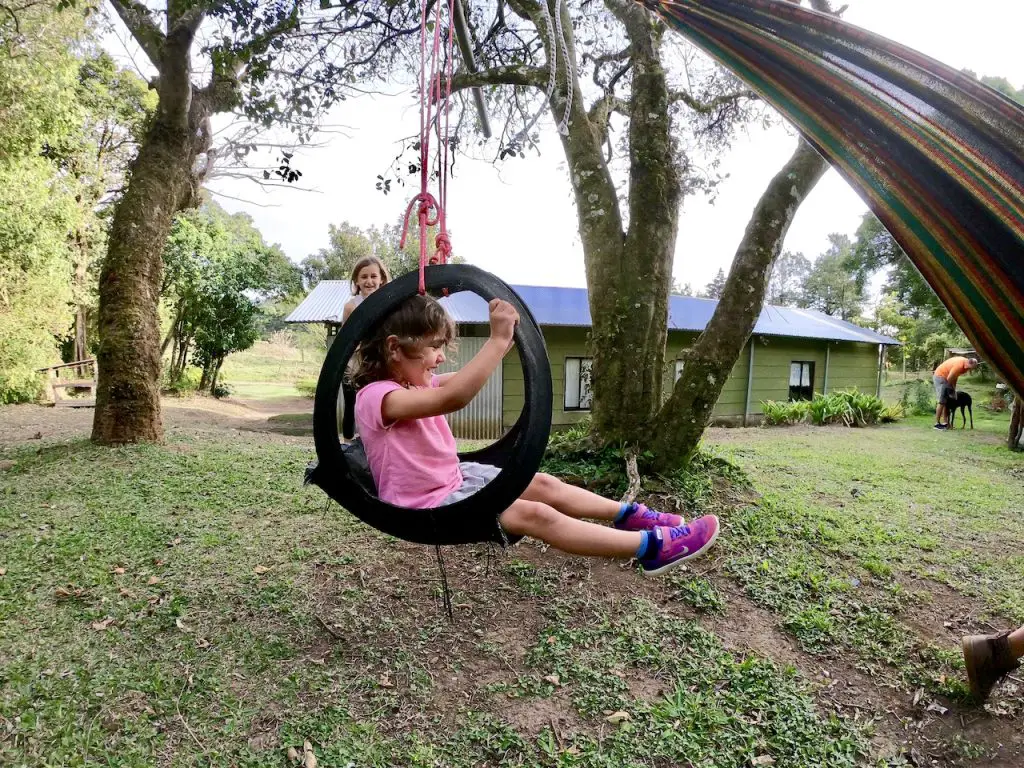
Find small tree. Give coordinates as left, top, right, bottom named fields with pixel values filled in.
left=162, top=201, right=300, bottom=392
left=799, top=234, right=865, bottom=320
left=701, top=269, right=728, bottom=299
left=767, top=250, right=811, bottom=306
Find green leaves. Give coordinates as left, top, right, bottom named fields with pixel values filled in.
left=162, top=201, right=302, bottom=391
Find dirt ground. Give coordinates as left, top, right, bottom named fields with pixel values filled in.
left=2, top=396, right=1021, bottom=767
left=0, top=393, right=312, bottom=447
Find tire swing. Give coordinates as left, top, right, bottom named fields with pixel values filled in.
left=305, top=263, right=553, bottom=547
left=306, top=0, right=552, bottom=548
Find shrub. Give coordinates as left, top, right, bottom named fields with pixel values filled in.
left=898, top=378, right=934, bottom=416
left=548, top=415, right=593, bottom=448
left=880, top=402, right=906, bottom=423
left=161, top=367, right=201, bottom=396
left=211, top=381, right=232, bottom=399
left=760, top=399, right=811, bottom=425
left=295, top=378, right=318, bottom=398
left=0, top=369, right=45, bottom=404
left=809, top=389, right=886, bottom=427
left=762, top=390, right=898, bottom=428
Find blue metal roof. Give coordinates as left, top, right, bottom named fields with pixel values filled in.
left=441, top=284, right=900, bottom=346
left=286, top=280, right=899, bottom=345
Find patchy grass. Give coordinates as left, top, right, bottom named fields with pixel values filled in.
left=227, top=381, right=309, bottom=401
left=220, top=341, right=324, bottom=385
left=0, top=430, right=875, bottom=768
left=1, top=400, right=1022, bottom=767
left=710, top=421, right=1024, bottom=706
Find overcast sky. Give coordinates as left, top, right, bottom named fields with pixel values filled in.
left=106, top=0, right=1024, bottom=294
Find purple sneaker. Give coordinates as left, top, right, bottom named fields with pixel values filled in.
left=614, top=502, right=685, bottom=531
left=639, top=516, right=720, bottom=577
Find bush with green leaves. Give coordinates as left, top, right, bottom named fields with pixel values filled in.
left=761, top=399, right=810, bottom=425
left=898, top=378, right=935, bottom=416
left=160, top=367, right=201, bottom=396
left=295, top=378, right=318, bottom=398
left=762, top=390, right=899, bottom=428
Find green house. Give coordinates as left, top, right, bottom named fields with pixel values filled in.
left=287, top=281, right=899, bottom=439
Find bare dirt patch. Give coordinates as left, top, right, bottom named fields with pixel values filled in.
left=0, top=394, right=313, bottom=450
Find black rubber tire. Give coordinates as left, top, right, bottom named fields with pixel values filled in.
left=310, top=264, right=552, bottom=546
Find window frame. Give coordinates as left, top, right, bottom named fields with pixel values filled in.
left=674, top=358, right=691, bottom=383
left=789, top=360, right=815, bottom=401
left=564, top=356, right=594, bottom=411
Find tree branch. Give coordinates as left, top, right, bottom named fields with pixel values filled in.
left=670, top=88, right=758, bottom=113
left=449, top=65, right=548, bottom=94
left=108, top=0, right=165, bottom=66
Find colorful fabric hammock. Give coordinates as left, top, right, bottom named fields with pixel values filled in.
left=637, top=0, right=1024, bottom=395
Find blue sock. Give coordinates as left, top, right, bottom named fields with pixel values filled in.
left=615, top=502, right=635, bottom=523
left=635, top=530, right=653, bottom=559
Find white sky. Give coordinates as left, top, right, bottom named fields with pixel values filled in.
left=105, top=0, right=1024, bottom=293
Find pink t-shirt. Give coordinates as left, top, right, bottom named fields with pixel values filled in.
left=355, top=376, right=462, bottom=508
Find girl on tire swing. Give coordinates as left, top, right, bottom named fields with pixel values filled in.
left=350, top=292, right=720, bottom=576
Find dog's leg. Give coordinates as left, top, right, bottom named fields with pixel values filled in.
left=969, top=404, right=973, bottom=430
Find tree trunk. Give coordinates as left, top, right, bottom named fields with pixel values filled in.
left=1010, top=396, right=1023, bottom=451
left=173, top=333, right=193, bottom=379
left=74, top=304, right=88, bottom=363
left=209, top=356, right=225, bottom=394
left=91, top=18, right=214, bottom=445
left=540, top=0, right=678, bottom=445
left=650, top=138, right=829, bottom=470
left=199, top=364, right=211, bottom=392
left=161, top=300, right=184, bottom=356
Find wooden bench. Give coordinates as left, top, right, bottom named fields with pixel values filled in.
left=38, top=359, right=98, bottom=408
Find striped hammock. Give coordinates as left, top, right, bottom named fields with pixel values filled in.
left=636, top=0, right=1024, bottom=395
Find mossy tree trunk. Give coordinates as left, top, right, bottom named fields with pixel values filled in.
left=91, top=6, right=222, bottom=444
left=649, top=138, right=829, bottom=471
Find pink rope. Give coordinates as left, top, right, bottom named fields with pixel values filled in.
left=401, top=0, right=458, bottom=293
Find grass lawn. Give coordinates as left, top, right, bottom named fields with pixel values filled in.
left=220, top=342, right=324, bottom=387
left=1, top=404, right=1022, bottom=767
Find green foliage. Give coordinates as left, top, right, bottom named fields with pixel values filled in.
left=299, top=216, right=467, bottom=291
left=0, top=6, right=154, bottom=398
left=0, top=5, right=83, bottom=400
left=0, top=369, right=45, bottom=405
left=898, top=379, right=936, bottom=416
left=762, top=390, right=898, bottom=427
left=767, top=250, right=811, bottom=306
left=160, top=367, right=201, bottom=396
left=295, top=378, right=318, bottom=398
left=761, top=399, right=811, bottom=425
left=669, top=576, right=727, bottom=614
left=162, top=201, right=302, bottom=393
left=798, top=234, right=866, bottom=321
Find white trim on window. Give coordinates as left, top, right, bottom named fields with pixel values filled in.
left=564, top=357, right=593, bottom=411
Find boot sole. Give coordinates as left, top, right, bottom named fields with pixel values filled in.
left=962, top=635, right=989, bottom=700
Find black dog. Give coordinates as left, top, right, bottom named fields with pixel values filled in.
left=944, top=388, right=973, bottom=429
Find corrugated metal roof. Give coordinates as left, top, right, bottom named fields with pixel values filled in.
left=285, top=280, right=352, bottom=323
left=287, top=280, right=900, bottom=346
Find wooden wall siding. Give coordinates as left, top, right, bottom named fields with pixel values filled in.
left=485, top=325, right=884, bottom=427
left=501, top=326, right=591, bottom=429
left=438, top=335, right=503, bottom=438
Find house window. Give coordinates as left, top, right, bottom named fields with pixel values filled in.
left=564, top=357, right=593, bottom=411
left=674, top=359, right=685, bottom=382
left=789, top=361, right=815, bottom=401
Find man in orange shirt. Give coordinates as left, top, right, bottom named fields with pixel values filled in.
left=932, top=355, right=979, bottom=429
